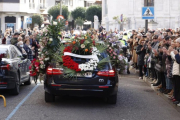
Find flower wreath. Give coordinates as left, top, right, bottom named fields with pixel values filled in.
left=62, top=46, right=100, bottom=72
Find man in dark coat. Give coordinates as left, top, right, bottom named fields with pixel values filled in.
left=136, top=39, right=146, bottom=79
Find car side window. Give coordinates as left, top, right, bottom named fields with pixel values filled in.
left=11, top=47, right=18, bottom=58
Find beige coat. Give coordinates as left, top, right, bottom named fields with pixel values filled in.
left=132, top=39, right=138, bottom=63
left=170, top=51, right=180, bottom=76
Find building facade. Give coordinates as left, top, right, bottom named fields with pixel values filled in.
left=102, top=0, right=180, bottom=31
left=0, top=0, right=55, bottom=33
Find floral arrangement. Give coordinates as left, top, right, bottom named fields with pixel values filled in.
left=29, top=19, right=65, bottom=76
left=55, top=32, right=109, bottom=78
left=0, top=54, right=5, bottom=64
left=105, top=34, right=126, bottom=72
left=29, top=59, right=40, bottom=76
left=29, top=20, right=109, bottom=78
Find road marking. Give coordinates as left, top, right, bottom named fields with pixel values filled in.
left=6, top=85, right=39, bottom=120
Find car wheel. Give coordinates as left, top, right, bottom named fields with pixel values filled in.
left=10, top=73, right=20, bottom=95
left=107, top=94, right=117, bottom=104
left=45, top=91, right=55, bottom=102
left=24, top=75, right=31, bottom=85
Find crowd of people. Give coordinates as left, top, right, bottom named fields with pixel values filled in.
left=92, top=27, right=180, bottom=107
left=0, top=27, right=40, bottom=61
left=1, top=26, right=180, bottom=107
left=127, top=28, right=180, bottom=107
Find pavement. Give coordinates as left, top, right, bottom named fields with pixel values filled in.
left=1, top=73, right=180, bottom=120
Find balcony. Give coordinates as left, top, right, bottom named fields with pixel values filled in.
left=40, top=3, right=46, bottom=12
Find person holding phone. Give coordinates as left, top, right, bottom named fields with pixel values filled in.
left=136, top=39, right=146, bottom=79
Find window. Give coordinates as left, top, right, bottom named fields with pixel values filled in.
left=5, top=16, right=16, bottom=23
left=144, top=0, right=154, bottom=6
left=69, top=0, right=73, bottom=6
left=0, top=48, right=10, bottom=59
left=0, top=0, right=20, bottom=3
left=11, top=47, right=18, bottom=59
left=29, top=0, right=31, bottom=8
left=32, top=0, right=35, bottom=9
left=105, top=0, right=108, bottom=14
left=84, top=1, right=87, bottom=7
left=43, top=0, right=45, bottom=8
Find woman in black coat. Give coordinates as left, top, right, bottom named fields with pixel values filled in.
left=136, top=39, right=146, bottom=79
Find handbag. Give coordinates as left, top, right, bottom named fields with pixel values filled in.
left=155, top=63, right=163, bottom=72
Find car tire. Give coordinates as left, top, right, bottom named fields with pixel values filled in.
left=10, top=73, right=20, bottom=95
left=24, top=75, right=31, bottom=85
left=107, top=94, right=117, bottom=104
left=45, top=91, right=55, bottom=102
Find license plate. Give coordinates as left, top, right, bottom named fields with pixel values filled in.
left=76, top=72, right=92, bottom=77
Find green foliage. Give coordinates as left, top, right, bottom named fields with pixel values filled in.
left=71, top=7, right=86, bottom=20
left=95, top=43, right=108, bottom=53
left=85, top=5, right=102, bottom=22
left=63, top=67, right=76, bottom=78
left=39, top=19, right=66, bottom=62
left=97, top=57, right=110, bottom=69
left=32, top=14, right=43, bottom=27
left=48, top=4, right=70, bottom=20
left=75, top=17, right=84, bottom=26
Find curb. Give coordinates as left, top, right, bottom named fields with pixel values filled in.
left=142, top=76, right=180, bottom=113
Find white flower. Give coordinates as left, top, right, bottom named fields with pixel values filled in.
left=89, top=67, right=94, bottom=71
left=49, top=38, right=53, bottom=41
left=53, top=21, right=57, bottom=25
left=94, top=63, right=97, bottom=67
left=81, top=44, right=85, bottom=48
left=45, top=57, right=50, bottom=61
left=40, top=65, right=45, bottom=69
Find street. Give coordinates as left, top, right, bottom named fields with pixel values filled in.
left=1, top=75, right=180, bottom=120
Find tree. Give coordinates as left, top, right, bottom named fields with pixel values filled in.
left=48, top=4, right=69, bottom=20
left=71, top=7, right=86, bottom=20
left=32, top=14, right=43, bottom=28
left=75, top=17, right=84, bottom=27
left=85, top=6, right=102, bottom=22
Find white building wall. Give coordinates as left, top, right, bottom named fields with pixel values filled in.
left=102, top=0, right=180, bottom=31
left=0, top=0, right=56, bottom=33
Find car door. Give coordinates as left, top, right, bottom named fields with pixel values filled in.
left=10, top=46, right=26, bottom=80
left=13, top=46, right=30, bottom=79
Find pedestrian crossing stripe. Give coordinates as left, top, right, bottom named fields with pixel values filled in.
left=143, top=8, right=153, bottom=16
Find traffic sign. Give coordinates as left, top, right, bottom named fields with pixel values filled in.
left=26, top=18, right=32, bottom=24
left=142, top=7, right=154, bottom=19
left=57, top=15, right=64, bottom=20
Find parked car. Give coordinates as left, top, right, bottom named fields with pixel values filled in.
left=44, top=52, right=119, bottom=104
left=0, top=45, right=31, bottom=95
